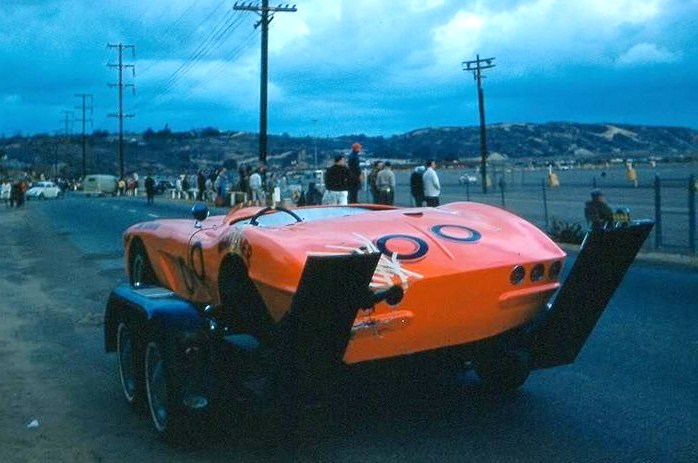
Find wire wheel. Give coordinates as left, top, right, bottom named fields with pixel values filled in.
left=145, top=341, right=168, bottom=433
left=116, top=322, right=137, bottom=404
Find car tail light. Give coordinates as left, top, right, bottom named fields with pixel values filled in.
left=530, top=264, right=545, bottom=282
left=510, top=266, right=525, bottom=285
left=549, top=261, right=562, bottom=280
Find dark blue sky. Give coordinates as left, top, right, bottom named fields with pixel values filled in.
left=1, top=0, right=696, bottom=137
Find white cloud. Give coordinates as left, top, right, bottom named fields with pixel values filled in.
left=617, top=42, right=678, bottom=66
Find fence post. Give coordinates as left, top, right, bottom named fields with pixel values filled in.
left=499, top=178, right=506, bottom=208
left=465, top=180, right=470, bottom=201
left=654, top=174, right=662, bottom=250
left=689, top=174, right=696, bottom=254
left=542, top=179, right=549, bottom=230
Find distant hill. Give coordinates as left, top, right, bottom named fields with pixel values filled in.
left=1, top=122, right=697, bottom=177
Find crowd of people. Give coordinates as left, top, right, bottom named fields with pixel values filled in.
left=1, top=178, right=29, bottom=208
left=324, top=150, right=442, bottom=207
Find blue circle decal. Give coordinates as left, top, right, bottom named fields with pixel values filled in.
left=376, top=234, right=429, bottom=260
left=431, top=224, right=481, bottom=243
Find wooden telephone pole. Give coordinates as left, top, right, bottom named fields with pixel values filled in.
left=462, top=55, right=495, bottom=193
left=234, top=1, right=297, bottom=164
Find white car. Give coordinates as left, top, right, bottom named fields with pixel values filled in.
left=459, top=174, right=479, bottom=185
left=26, top=181, right=62, bottom=199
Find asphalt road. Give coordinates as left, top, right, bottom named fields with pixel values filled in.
left=0, top=195, right=696, bottom=462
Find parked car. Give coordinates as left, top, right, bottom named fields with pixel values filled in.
left=459, top=173, right=479, bottom=185
left=104, top=202, right=653, bottom=441
left=155, top=179, right=176, bottom=195
left=26, top=181, right=61, bottom=199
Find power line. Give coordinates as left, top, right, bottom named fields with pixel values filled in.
left=108, top=43, right=136, bottom=179
left=234, top=1, right=297, bottom=164
left=462, top=54, right=495, bottom=194
left=147, top=10, right=244, bottom=105
left=75, top=93, right=93, bottom=177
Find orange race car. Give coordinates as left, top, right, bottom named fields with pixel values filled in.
left=103, top=202, right=653, bottom=441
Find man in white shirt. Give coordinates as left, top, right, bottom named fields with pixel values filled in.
left=422, top=159, right=441, bottom=207
left=249, top=169, right=265, bottom=206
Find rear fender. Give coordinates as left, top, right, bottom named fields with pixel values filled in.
left=104, top=284, right=205, bottom=352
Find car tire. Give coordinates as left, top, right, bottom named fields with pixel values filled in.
left=116, top=321, right=145, bottom=409
left=474, top=348, right=531, bottom=392
left=143, top=334, right=203, bottom=444
left=129, top=240, right=158, bottom=288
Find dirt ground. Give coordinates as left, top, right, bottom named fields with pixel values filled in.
left=0, top=209, right=126, bottom=462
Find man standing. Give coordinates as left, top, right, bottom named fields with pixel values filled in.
left=324, top=155, right=350, bottom=205
left=367, top=161, right=383, bottom=204
left=410, top=165, right=426, bottom=207
left=197, top=170, right=206, bottom=201
left=347, top=143, right=363, bottom=203
left=144, top=174, right=155, bottom=205
left=375, top=161, right=396, bottom=205
left=422, top=160, right=441, bottom=207
left=249, top=168, right=265, bottom=206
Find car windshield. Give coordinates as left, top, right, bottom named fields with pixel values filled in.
left=235, top=206, right=373, bottom=228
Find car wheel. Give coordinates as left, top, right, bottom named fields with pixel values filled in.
left=116, top=321, right=145, bottom=408
left=144, top=335, right=201, bottom=443
left=39, top=193, right=45, bottom=200
left=474, top=349, right=531, bottom=392
left=129, top=240, right=158, bottom=288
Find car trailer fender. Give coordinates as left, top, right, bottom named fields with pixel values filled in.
left=529, top=220, right=654, bottom=370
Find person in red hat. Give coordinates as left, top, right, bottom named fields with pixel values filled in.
left=347, top=143, right=363, bottom=203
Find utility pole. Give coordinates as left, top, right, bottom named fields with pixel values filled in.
left=234, top=1, right=297, bottom=164
left=462, top=54, right=495, bottom=193
left=57, top=111, right=74, bottom=177
left=108, top=43, right=135, bottom=179
left=75, top=93, right=93, bottom=178
left=312, top=118, right=318, bottom=169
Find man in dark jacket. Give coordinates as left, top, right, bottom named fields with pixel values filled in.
left=584, top=190, right=614, bottom=228
left=410, top=165, right=426, bottom=207
left=347, top=143, right=363, bottom=203
left=145, top=175, right=156, bottom=205
left=197, top=170, right=206, bottom=201
left=324, top=155, right=350, bottom=205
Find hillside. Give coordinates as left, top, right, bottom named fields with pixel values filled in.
left=1, top=122, right=697, bottom=177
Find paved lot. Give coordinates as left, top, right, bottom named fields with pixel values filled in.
left=0, top=196, right=696, bottom=462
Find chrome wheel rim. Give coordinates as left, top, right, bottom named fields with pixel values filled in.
left=116, top=323, right=136, bottom=403
left=145, top=341, right=167, bottom=432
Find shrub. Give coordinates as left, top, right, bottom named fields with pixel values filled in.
left=548, top=218, right=585, bottom=245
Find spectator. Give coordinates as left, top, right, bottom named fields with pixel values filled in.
left=117, top=178, right=126, bottom=196
left=410, top=165, right=426, bottom=207
left=197, top=171, right=206, bottom=201
left=182, top=175, right=190, bottom=200
left=367, top=161, right=384, bottom=204
left=205, top=176, right=214, bottom=203
left=145, top=174, right=156, bottom=205
left=324, top=155, right=350, bottom=205
left=584, top=190, right=615, bottom=229
left=249, top=168, right=265, bottom=206
left=1, top=179, right=11, bottom=207
left=305, top=182, right=322, bottom=206
left=376, top=161, right=396, bottom=205
left=423, top=159, right=441, bottom=207
left=175, top=176, right=183, bottom=199
left=215, top=168, right=229, bottom=206
left=347, top=143, right=363, bottom=203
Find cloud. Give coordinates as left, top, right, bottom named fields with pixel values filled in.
left=0, top=0, right=696, bottom=136
left=617, top=42, right=679, bottom=66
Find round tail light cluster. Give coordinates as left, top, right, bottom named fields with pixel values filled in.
left=510, top=266, right=525, bottom=285
left=530, top=264, right=545, bottom=282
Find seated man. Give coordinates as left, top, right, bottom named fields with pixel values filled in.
left=584, top=190, right=615, bottom=229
